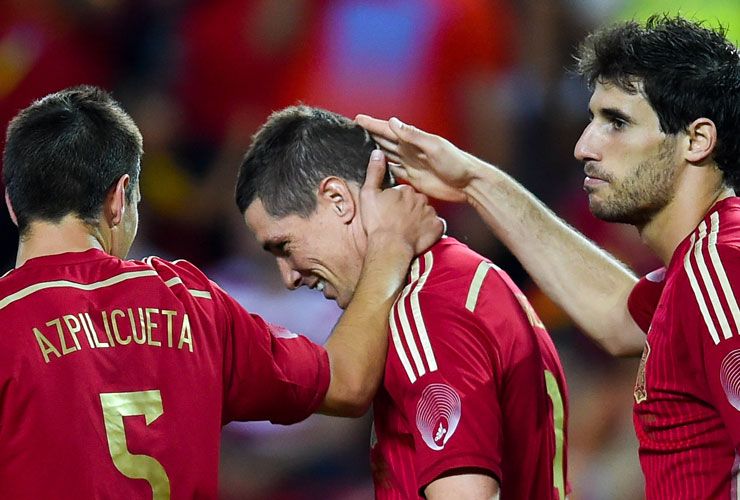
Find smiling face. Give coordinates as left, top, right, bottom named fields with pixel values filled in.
left=244, top=197, right=365, bottom=309
left=574, top=81, right=683, bottom=227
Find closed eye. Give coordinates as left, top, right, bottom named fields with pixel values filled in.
left=263, top=239, right=290, bottom=258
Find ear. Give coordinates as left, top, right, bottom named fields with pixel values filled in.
left=317, top=176, right=357, bottom=224
left=684, top=118, right=717, bottom=165
left=5, top=190, right=18, bottom=227
left=105, top=174, right=130, bottom=227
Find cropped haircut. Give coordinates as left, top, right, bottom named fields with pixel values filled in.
left=3, top=85, right=143, bottom=234
left=236, top=105, right=389, bottom=217
left=576, top=15, right=740, bottom=186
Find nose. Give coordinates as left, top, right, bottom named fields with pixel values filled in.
left=574, top=122, right=600, bottom=163
left=277, top=259, right=302, bottom=290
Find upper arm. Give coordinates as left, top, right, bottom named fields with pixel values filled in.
left=681, top=243, right=740, bottom=447
left=388, top=288, right=504, bottom=491
left=425, top=472, right=500, bottom=500
left=216, top=286, right=330, bottom=424
left=617, top=269, right=667, bottom=357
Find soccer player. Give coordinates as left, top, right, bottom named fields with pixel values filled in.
left=0, top=86, right=442, bottom=498
left=357, top=15, right=740, bottom=499
left=236, top=106, right=569, bottom=499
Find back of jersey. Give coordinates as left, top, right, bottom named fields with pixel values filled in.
left=0, top=249, right=226, bottom=499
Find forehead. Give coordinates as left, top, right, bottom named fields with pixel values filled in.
left=243, top=199, right=309, bottom=245
left=590, top=81, right=657, bottom=120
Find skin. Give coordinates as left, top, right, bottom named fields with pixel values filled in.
left=244, top=159, right=499, bottom=499
left=246, top=153, right=444, bottom=417
left=244, top=176, right=368, bottom=310
left=10, top=174, right=140, bottom=267
left=7, top=151, right=444, bottom=418
left=356, top=80, right=732, bottom=360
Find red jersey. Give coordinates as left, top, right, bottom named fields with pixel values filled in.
left=370, top=238, right=569, bottom=499
left=0, top=249, right=329, bottom=499
left=629, top=197, right=740, bottom=498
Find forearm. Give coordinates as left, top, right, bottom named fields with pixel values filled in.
left=463, top=157, right=643, bottom=356
left=425, top=473, right=500, bottom=500
left=319, top=236, right=412, bottom=416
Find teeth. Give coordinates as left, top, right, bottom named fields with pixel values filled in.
left=315, top=281, right=325, bottom=292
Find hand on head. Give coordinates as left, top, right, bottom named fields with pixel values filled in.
left=360, top=149, right=444, bottom=255
left=355, top=115, right=477, bottom=203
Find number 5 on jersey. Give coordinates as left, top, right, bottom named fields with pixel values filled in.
left=100, top=390, right=171, bottom=499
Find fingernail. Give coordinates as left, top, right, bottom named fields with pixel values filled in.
left=371, top=149, right=383, bottom=161
left=390, top=117, right=405, bottom=128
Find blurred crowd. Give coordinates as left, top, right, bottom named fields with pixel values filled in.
left=1, top=0, right=737, bottom=498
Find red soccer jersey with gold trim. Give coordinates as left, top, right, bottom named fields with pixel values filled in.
left=0, top=249, right=329, bottom=499
left=370, top=238, right=569, bottom=499
left=629, top=197, right=740, bottom=498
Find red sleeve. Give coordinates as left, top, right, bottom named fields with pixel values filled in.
left=392, top=293, right=504, bottom=490
left=682, top=244, right=740, bottom=450
left=213, top=282, right=330, bottom=425
left=628, top=267, right=667, bottom=333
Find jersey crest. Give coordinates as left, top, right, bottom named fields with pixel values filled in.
left=634, top=340, right=651, bottom=404
left=415, top=383, right=461, bottom=450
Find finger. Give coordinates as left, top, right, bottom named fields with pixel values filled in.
left=438, top=216, right=447, bottom=235
left=362, top=149, right=387, bottom=191
left=371, top=136, right=400, bottom=155
left=384, top=151, right=403, bottom=164
left=389, top=163, right=409, bottom=181
left=356, top=114, right=396, bottom=139
left=388, top=117, right=434, bottom=149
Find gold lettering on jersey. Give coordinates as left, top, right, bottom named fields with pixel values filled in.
left=84, top=312, right=109, bottom=348
left=634, top=341, right=651, bottom=404
left=31, top=307, right=196, bottom=364
left=129, top=308, right=146, bottom=345
left=101, top=311, right=117, bottom=346
left=178, top=314, right=192, bottom=352
left=110, top=309, right=130, bottom=345
left=34, top=327, right=61, bottom=363
left=49, top=317, right=78, bottom=355
left=145, top=308, right=161, bottom=347
left=78, top=312, right=96, bottom=348
left=514, top=292, right=546, bottom=330
left=161, top=309, right=177, bottom=347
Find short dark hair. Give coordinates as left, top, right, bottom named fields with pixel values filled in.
left=576, top=15, right=740, bottom=186
left=3, top=85, right=143, bottom=234
left=236, top=105, right=389, bottom=217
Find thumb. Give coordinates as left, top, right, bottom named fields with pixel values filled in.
left=362, top=149, right=387, bottom=192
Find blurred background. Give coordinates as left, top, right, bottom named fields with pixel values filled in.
left=0, top=0, right=737, bottom=498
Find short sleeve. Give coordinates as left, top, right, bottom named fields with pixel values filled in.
left=683, top=244, right=740, bottom=451
left=628, top=267, right=667, bottom=333
left=214, top=284, right=330, bottom=425
left=390, top=292, right=504, bottom=492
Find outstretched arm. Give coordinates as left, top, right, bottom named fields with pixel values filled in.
left=356, top=115, right=644, bottom=357
left=319, top=150, right=444, bottom=416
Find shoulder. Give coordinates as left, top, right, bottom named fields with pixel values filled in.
left=628, top=268, right=666, bottom=333
left=136, top=256, right=217, bottom=300
left=668, top=207, right=740, bottom=337
left=417, top=238, right=513, bottom=305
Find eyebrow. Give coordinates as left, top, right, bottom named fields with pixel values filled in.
left=598, top=107, right=633, bottom=123
left=262, top=238, right=287, bottom=253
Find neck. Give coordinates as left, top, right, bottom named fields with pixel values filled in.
left=16, top=215, right=106, bottom=268
left=639, top=165, right=733, bottom=264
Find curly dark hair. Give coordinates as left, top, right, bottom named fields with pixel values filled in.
left=576, top=15, right=740, bottom=186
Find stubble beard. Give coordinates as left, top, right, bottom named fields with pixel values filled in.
left=589, top=139, right=678, bottom=227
